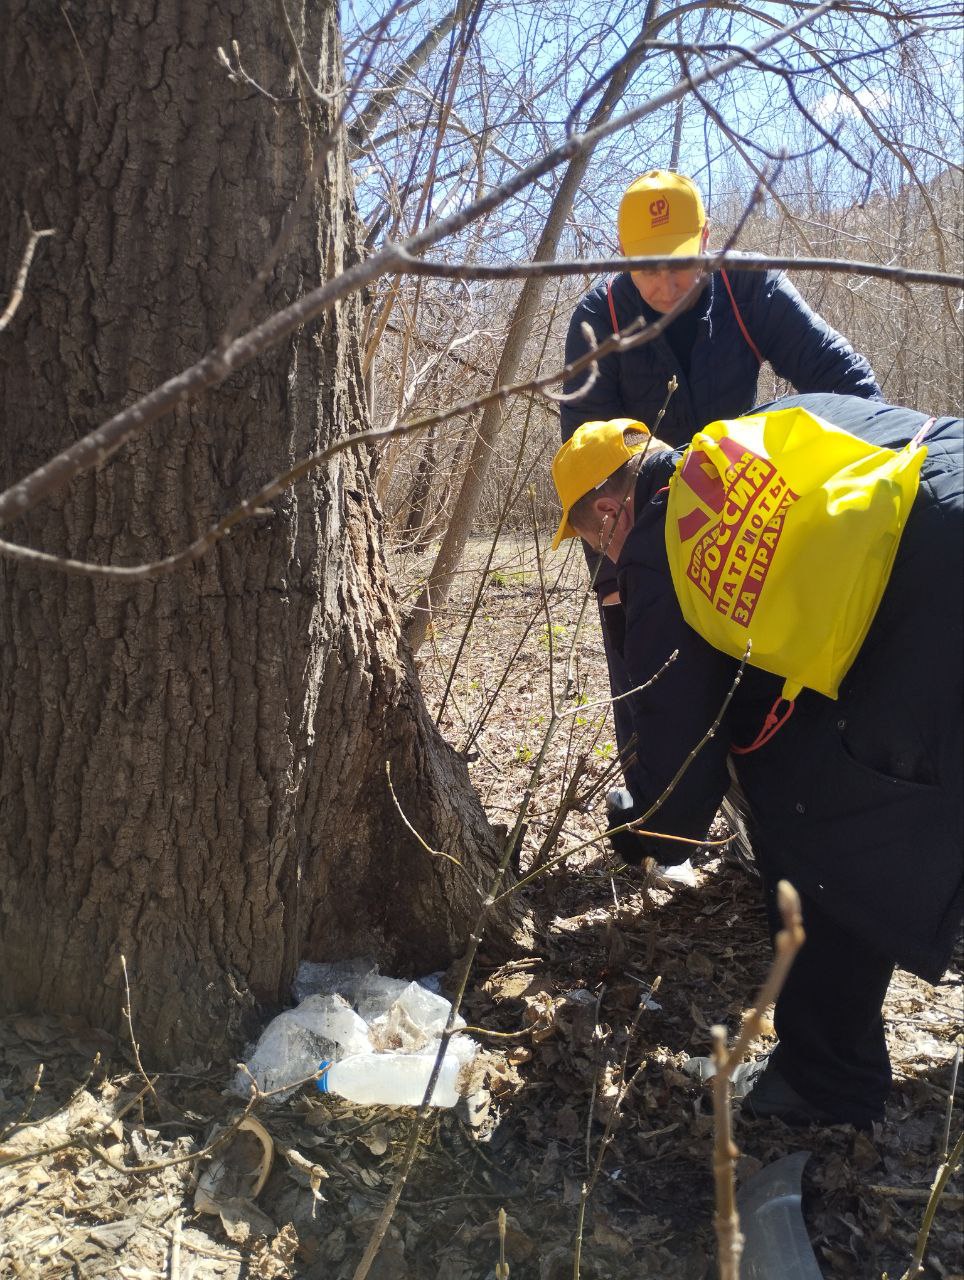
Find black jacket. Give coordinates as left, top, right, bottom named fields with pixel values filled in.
left=616, top=393, right=963, bottom=982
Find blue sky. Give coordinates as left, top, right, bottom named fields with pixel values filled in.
left=341, top=1, right=963, bottom=259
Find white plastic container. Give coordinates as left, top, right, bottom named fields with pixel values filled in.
left=316, top=1050, right=462, bottom=1107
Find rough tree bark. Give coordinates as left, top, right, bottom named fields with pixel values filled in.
left=0, top=0, right=513, bottom=1067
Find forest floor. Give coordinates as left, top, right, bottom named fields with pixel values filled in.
left=1, top=536, right=961, bottom=1280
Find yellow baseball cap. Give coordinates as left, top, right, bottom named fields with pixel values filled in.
left=617, top=170, right=706, bottom=258
left=551, top=419, right=651, bottom=550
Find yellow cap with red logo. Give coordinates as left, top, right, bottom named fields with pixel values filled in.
left=550, top=419, right=651, bottom=550
left=617, top=171, right=706, bottom=258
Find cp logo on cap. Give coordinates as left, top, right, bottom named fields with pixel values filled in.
left=649, top=198, right=668, bottom=217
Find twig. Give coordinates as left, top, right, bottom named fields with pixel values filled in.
left=0, top=1057, right=325, bottom=1177
left=529, top=487, right=556, bottom=720
left=709, top=881, right=806, bottom=1280
left=496, top=1205, right=509, bottom=1280
left=0, top=222, right=56, bottom=333
left=531, top=753, right=587, bottom=870
left=351, top=477, right=639, bottom=1278
left=898, top=1129, right=964, bottom=1280
left=58, top=4, right=98, bottom=116
left=941, top=1047, right=961, bottom=1160
left=493, top=787, right=732, bottom=904
left=385, top=760, right=480, bottom=883
left=573, top=979, right=661, bottom=1280
left=351, top=772, right=530, bottom=1280
left=120, top=954, right=161, bottom=1114
left=622, top=645, right=750, bottom=852
left=583, top=985, right=607, bottom=1172
left=710, top=1024, right=744, bottom=1280
left=402, top=252, right=964, bottom=291
left=168, top=1212, right=183, bottom=1280
left=0, top=1064, right=45, bottom=1142
left=0, top=1075, right=158, bottom=1171
left=651, top=376, right=679, bottom=438
left=0, top=313, right=635, bottom=578
left=215, top=40, right=296, bottom=104
left=436, top=344, right=554, bottom=731
left=869, top=1184, right=963, bottom=1207
left=0, top=1053, right=102, bottom=1144
left=81, top=1092, right=263, bottom=1175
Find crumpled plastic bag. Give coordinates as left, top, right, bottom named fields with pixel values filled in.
left=652, top=858, right=698, bottom=888
left=683, top=1054, right=764, bottom=1098
left=231, top=959, right=474, bottom=1100
left=231, top=994, right=371, bottom=1097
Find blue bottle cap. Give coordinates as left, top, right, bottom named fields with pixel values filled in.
left=317, top=1060, right=332, bottom=1093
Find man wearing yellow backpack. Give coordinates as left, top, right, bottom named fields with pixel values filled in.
left=551, top=391, right=962, bottom=1128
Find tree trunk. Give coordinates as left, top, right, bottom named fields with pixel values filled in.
left=0, top=0, right=513, bottom=1068
left=402, top=424, right=437, bottom=546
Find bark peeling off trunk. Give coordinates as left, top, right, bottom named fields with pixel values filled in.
left=0, top=0, right=516, bottom=1067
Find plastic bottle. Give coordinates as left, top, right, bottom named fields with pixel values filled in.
left=316, top=1050, right=462, bottom=1107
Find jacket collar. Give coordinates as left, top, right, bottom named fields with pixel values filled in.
left=616, top=450, right=682, bottom=570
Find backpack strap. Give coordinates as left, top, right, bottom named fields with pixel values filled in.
left=730, top=696, right=795, bottom=755
left=720, top=268, right=764, bottom=366
left=910, top=415, right=937, bottom=448
left=607, top=278, right=619, bottom=334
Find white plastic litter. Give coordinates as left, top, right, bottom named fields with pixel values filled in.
left=232, top=993, right=371, bottom=1097
left=738, top=1151, right=823, bottom=1279
left=318, top=1046, right=472, bottom=1107
left=232, top=960, right=476, bottom=1104
left=653, top=858, right=698, bottom=888
left=683, top=1055, right=763, bottom=1098
left=292, top=957, right=378, bottom=1004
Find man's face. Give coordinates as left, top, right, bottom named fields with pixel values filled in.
left=630, top=264, right=705, bottom=314
left=628, top=223, right=710, bottom=314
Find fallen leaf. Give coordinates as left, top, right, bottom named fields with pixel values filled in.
left=357, top=1123, right=390, bottom=1156
left=851, top=1132, right=881, bottom=1171
left=593, top=1216, right=633, bottom=1256
left=686, top=951, right=714, bottom=979
left=218, top=1195, right=277, bottom=1243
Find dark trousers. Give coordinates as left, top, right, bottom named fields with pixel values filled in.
left=598, top=598, right=636, bottom=770
left=757, top=855, right=895, bottom=1126
left=604, top=594, right=895, bottom=1123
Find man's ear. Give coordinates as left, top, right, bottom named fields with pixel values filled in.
left=700, top=222, right=711, bottom=252
left=594, top=494, right=626, bottom=523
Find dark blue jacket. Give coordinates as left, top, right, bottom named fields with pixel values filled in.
left=561, top=264, right=881, bottom=445
left=616, top=393, right=962, bottom=982
left=561, top=264, right=880, bottom=596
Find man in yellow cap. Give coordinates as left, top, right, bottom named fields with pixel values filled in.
left=550, top=392, right=963, bottom=1129
left=560, top=170, right=880, bottom=770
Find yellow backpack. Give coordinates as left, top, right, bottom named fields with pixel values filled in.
left=665, top=406, right=931, bottom=709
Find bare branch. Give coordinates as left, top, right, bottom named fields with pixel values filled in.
left=0, top=0, right=839, bottom=530
left=0, top=222, right=56, bottom=334
left=402, top=251, right=964, bottom=290
left=347, top=0, right=479, bottom=150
